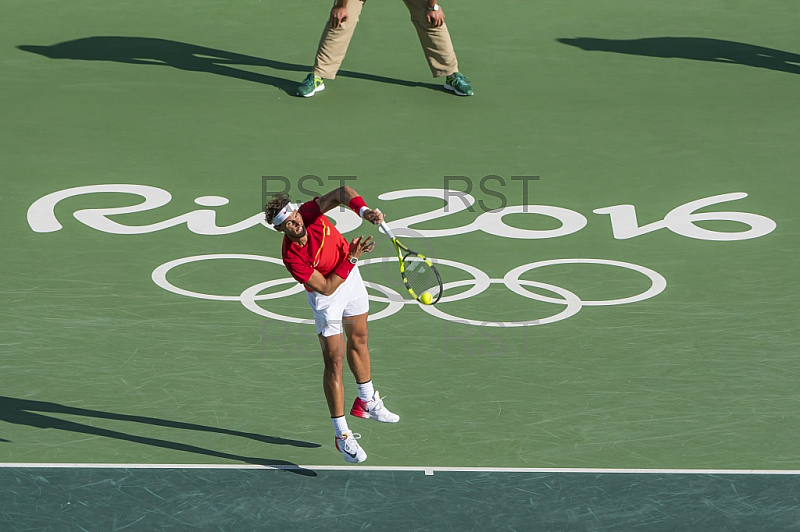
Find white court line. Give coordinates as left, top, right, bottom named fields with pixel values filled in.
left=1, top=463, right=799, bottom=475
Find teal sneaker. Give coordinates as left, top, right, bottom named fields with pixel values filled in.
left=297, top=73, right=325, bottom=97
left=444, top=72, right=474, bottom=96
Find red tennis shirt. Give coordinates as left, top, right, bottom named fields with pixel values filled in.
left=281, top=200, right=350, bottom=291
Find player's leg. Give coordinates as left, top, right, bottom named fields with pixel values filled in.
left=318, top=332, right=346, bottom=418
left=309, top=286, right=367, bottom=463
left=343, top=311, right=371, bottom=383
left=342, top=312, right=399, bottom=423
left=318, top=331, right=367, bottom=463
left=297, top=0, right=366, bottom=97
left=401, top=0, right=473, bottom=95
left=318, top=332, right=367, bottom=462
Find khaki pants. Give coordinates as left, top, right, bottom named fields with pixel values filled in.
left=313, top=0, right=459, bottom=79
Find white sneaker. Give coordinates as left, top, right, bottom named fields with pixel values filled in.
left=335, top=432, right=367, bottom=463
left=350, top=391, right=400, bottom=423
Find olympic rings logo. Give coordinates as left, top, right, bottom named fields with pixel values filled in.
left=152, top=254, right=667, bottom=327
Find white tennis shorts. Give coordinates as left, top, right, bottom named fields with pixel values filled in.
left=306, top=265, right=369, bottom=337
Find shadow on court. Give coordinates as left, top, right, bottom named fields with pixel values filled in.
left=0, top=395, right=319, bottom=476
left=557, top=37, right=800, bottom=75
left=17, top=36, right=442, bottom=94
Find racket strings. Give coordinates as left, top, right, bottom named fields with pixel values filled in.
left=403, top=255, right=441, bottom=297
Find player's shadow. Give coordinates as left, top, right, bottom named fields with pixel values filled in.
left=557, top=37, right=800, bottom=75
left=0, top=395, right=319, bottom=476
left=17, top=36, right=441, bottom=93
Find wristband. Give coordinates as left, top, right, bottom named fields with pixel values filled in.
left=333, top=257, right=356, bottom=279
left=348, top=196, right=369, bottom=217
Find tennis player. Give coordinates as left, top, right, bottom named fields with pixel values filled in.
left=264, top=187, right=399, bottom=463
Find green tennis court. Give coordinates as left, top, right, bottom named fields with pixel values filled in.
left=2, top=0, right=799, bottom=529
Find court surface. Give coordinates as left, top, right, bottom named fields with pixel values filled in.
left=2, top=0, right=799, bottom=529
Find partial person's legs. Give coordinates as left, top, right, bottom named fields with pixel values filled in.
left=402, top=0, right=473, bottom=95
left=297, top=0, right=366, bottom=96
left=314, top=0, right=366, bottom=79
left=402, top=0, right=458, bottom=77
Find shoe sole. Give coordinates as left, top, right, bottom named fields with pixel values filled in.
left=350, top=404, right=400, bottom=423
left=299, top=83, right=325, bottom=98
left=336, top=440, right=367, bottom=463
left=444, top=83, right=473, bottom=96
left=342, top=450, right=367, bottom=463
left=351, top=409, right=400, bottom=423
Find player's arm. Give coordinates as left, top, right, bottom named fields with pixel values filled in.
left=315, top=186, right=359, bottom=213
left=315, top=186, right=385, bottom=225
left=304, top=235, right=375, bottom=296
left=304, top=269, right=346, bottom=297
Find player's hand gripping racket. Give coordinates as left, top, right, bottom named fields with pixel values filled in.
left=373, top=210, right=443, bottom=305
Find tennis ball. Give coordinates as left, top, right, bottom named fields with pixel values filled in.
left=420, top=292, right=433, bottom=305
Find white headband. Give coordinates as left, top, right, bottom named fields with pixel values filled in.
left=272, top=202, right=299, bottom=226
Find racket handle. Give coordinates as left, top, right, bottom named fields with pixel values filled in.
left=378, top=221, right=395, bottom=239
left=374, top=209, right=396, bottom=238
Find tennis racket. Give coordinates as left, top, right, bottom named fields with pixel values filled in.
left=375, top=212, right=443, bottom=305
